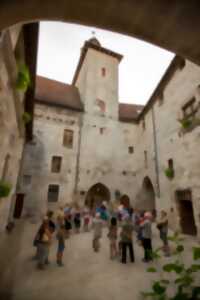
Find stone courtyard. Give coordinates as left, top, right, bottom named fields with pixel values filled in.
left=0, top=221, right=198, bottom=300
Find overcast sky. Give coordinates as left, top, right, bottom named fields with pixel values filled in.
left=37, top=22, right=174, bottom=105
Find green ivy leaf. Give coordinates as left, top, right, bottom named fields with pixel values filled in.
left=163, top=263, right=183, bottom=274
left=189, top=264, right=200, bottom=272
left=16, top=64, right=31, bottom=92
left=193, top=247, right=200, bottom=260
left=147, top=267, right=157, bottom=273
left=152, top=281, right=166, bottom=295
left=176, top=245, right=184, bottom=253
left=160, top=279, right=170, bottom=285
left=141, top=291, right=156, bottom=298
left=192, top=286, right=200, bottom=298
left=0, top=181, right=12, bottom=198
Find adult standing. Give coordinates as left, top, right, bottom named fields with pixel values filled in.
left=120, top=215, right=135, bottom=264
left=92, top=213, right=103, bottom=252
left=157, top=210, right=170, bottom=256
left=37, top=217, right=52, bottom=270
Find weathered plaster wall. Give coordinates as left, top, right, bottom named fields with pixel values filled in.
left=77, top=115, right=138, bottom=204
left=18, top=104, right=80, bottom=218
left=134, top=60, right=200, bottom=237
left=0, top=27, right=25, bottom=232
left=76, top=47, right=137, bottom=204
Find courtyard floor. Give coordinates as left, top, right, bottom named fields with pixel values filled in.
left=0, top=220, right=199, bottom=300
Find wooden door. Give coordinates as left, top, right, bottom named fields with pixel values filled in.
left=13, top=194, right=24, bottom=219
left=179, top=199, right=197, bottom=236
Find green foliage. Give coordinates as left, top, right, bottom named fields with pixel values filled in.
left=147, top=267, right=157, bottom=273
left=164, top=168, right=174, bottom=179
left=16, top=63, right=31, bottom=92
left=0, top=181, right=12, bottom=198
left=193, top=247, right=200, bottom=260
left=180, top=118, right=192, bottom=129
left=141, top=232, right=200, bottom=300
left=22, top=112, right=32, bottom=124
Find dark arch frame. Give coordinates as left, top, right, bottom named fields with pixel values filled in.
left=139, top=176, right=156, bottom=211
left=85, top=182, right=111, bottom=209
left=0, top=1, right=200, bottom=64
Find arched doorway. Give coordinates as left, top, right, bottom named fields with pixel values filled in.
left=137, top=176, right=156, bottom=211
left=85, top=183, right=110, bottom=209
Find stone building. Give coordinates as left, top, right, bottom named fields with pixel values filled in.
left=134, top=57, right=200, bottom=238
left=18, top=38, right=142, bottom=218
left=0, top=23, right=38, bottom=232
left=17, top=37, right=200, bottom=238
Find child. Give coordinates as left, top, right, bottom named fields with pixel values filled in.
left=83, top=206, right=90, bottom=232
left=107, top=217, right=118, bottom=259
left=140, top=212, right=153, bottom=262
left=92, top=213, right=103, bottom=252
left=56, top=224, right=66, bottom=266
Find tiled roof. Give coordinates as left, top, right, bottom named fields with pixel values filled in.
left=35, top=76, right=83, bottom=111
left=119, top=103, right=144, bottom=122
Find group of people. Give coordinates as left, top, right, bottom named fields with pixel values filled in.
left=32, top=202, right=171, bottom=270
left=92, top=206, right=170, bottom=264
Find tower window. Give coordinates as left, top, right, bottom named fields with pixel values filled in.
left=101, top=67, right=106, bottom=77
left=128, top=146, right=134, bottom=154
left=168, top=159, right=174, bottom=170
left=63, top=129, right=73, bottom=148
left=48, top=185, right=59, bottom=202
left=100, top=127, right=106, bottom=134
left=51, top=156, right=62, bottom=173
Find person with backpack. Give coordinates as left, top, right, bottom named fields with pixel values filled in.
left=120, top=215, right=135, bottom=264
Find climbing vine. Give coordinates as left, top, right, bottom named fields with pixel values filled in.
left=141, top=232, right=200, bottom=300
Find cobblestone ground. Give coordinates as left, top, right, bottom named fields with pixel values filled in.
left=0, top=220, right=199, bottom=300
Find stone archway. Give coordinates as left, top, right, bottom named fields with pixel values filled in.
left=0, top=1, right=200, bottom=64
left=136, top=176, right=156, bottom=211
left=85, top=183, right=110, bottom=210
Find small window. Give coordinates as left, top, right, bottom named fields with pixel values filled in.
left=80, top=191, right=85, bottom=196
left=182, top=97, right=197, bottom=119
left=101, top=67, right=106, bottom=77
left=23, top=175, right=31, bottom=185
left=128, top=146, right=134, bottom=154
left=122, top=171, right=127, bottom=176
left=100, top=127, right=105, bottom=134
left=51, top=156, right=62, bottom=173
left=63, top=129, right=73, bottom=148
left=144, top=150, right=148, bottom=168
left=96, top=99, right=106, bottom=113
left=168, top=159, right=174, bottom=170
left=48, top=185, right=59, bottom=202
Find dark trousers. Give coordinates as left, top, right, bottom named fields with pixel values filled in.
left=142, top=238, right=153, bottom=261
left=121, top=241, right=135, bottom=263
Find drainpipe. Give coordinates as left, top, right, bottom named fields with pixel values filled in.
left=151, top=107, right=160, bottom=198
left=74, top=113, right=83, bottom=195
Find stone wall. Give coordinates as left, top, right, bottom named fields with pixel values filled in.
left=0, top=27, right=25, bottom=232
left=133, top=60, right=200, bottom=237
left=17, top=103, right=81, bottom=218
